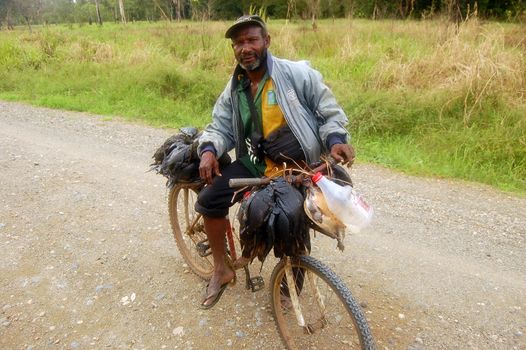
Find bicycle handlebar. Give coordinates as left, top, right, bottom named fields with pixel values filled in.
left=228, top=177, right=271, bottom=188
left=228, top=160, right=334, bottom=188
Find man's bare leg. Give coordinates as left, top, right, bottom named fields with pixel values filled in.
left=201, top=216, right=235, bottom=307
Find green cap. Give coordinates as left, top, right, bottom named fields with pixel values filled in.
left=225, top=15, right=266, bottom=39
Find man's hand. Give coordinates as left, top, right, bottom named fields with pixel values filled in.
left=330, top=144, right=355, bottom=167
left=199, top=151, right=221, bottom=185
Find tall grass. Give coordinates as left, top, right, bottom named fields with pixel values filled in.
left=0, top=19, right=524, bottom=192
left=0, top=22, right=231, bottom=126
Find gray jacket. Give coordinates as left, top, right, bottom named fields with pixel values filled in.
left=198, top=52, right=350, bottom=164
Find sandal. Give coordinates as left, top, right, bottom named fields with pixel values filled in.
left=200, top=282, right=228, bottom=310
left=199, top=257, right=237, bottom=309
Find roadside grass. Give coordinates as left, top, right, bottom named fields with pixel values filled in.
left=0, top=19, right=524, bottom=193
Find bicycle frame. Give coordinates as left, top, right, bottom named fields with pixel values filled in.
left=168, top=175, right=375, bottom=348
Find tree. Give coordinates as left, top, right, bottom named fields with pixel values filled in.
left=397, top=0, right=415, bottom=18
left=118, top=0, right=126, bottom=23
left=0, top=0, right=16, bottom=29
left=307, top=0, right=320, bottom=28
left=1, top=0, right=524, bottom=25
left=151, top=0, right=169, bottom=20
left=95, top=0, right=102, bottom=25
left=286, top=0, right=296, bottom=21
left=12, top=0, right=44, bottom=31
left=445, top=0, right=462, bottom=24
left=172, top=0, right=182, bottom=21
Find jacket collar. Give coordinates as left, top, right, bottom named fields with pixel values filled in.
left=266, top=51, right=274, bottom=76
left=231, top=51, right=273, bottom=90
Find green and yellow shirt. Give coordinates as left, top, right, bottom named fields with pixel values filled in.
left=237, top=73, right=289, bottom=177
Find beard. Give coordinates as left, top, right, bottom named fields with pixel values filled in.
left=239, top=49, right=267, bottom=72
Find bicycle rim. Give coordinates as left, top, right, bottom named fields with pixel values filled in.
left=270, top=255, right=375, bottom=350
left=168, top=184, right=214, bottom=280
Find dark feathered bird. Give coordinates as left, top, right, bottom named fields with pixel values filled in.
left=150, top=126, right=231, bottom=187
left=151, top=127, right=199, bottom=166
left=237, top=178, right=310, bottom=263
left=150, top=127, right=201, bottom=187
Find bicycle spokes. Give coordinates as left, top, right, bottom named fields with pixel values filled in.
left=271, top=255, right=375, bottom=349
left=307, top=270, right=326, bottom=314
left=285, top=258, right=330, bottom=335
left=285, top=257, right=307, bottom=329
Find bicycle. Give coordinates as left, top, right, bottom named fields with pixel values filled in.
left=167, top=166, right=375, bottom=350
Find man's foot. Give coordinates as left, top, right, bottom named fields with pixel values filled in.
left=200, top=265, right=235, bottom=309
left=200, top=282, right=228, bottom=309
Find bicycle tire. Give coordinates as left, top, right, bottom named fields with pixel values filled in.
left=270, top=255, right=375, bottom=350
left=168, top=183, right=214, bottom=280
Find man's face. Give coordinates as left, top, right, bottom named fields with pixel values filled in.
left=231, top=26, right=270, bottom=72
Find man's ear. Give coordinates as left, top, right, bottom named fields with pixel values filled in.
left=265, top=35, right=271, bottom=48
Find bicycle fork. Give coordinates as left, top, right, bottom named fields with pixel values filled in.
left=284, top=257, right=327, bottom=335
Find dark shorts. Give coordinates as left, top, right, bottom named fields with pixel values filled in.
left=195, top=160, right=255, bottom=217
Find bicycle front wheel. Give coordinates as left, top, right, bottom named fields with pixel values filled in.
left=168, top=183, right=214, bottom=280
left=270, top=255, right=375, bottom=350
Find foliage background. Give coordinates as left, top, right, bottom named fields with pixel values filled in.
left=0, top=2, right=525, bottom=193
left=0, top=0, right=525, bottom=28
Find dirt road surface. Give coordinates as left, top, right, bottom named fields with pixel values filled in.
left=1, top=101, right=525, bottom=350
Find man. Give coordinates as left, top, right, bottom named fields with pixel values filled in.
left=196, top=15, right=355, bottom=309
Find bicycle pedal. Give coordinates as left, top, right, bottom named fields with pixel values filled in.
left=196, top=241, right=211, bottom=257
left=248, top=276, right=264, bottom=292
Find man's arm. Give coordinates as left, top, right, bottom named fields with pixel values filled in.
left=197, top=82, right=235, bottom=183
left=326, top=133, right=355, bottom=166
left=329, top=143, right=355, bottom=166
left=199, top=149, right=221, bottom=185
left=303, top=67, right=355, bottom=165
left=197, top=82, right=236, bottom=158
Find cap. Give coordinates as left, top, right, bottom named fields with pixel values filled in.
left=225, top=15, right=266, bottom=39
left=312, top=172, right=324, bottom=183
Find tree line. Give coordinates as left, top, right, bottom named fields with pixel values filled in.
left=0, top=0, right=524, bottom=29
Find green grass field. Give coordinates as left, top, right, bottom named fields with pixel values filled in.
left=1, top=19, right=525, bottom=192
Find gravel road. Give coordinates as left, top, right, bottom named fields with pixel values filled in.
left=1, top=100, right=525, bottom=350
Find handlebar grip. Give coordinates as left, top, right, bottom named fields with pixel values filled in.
left=229, top=178, right=271, bottom=188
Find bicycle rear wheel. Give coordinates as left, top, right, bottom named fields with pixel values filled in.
left=270, top=255, right=375, bottom=350
left=168, top=183, right=214, bottom=280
